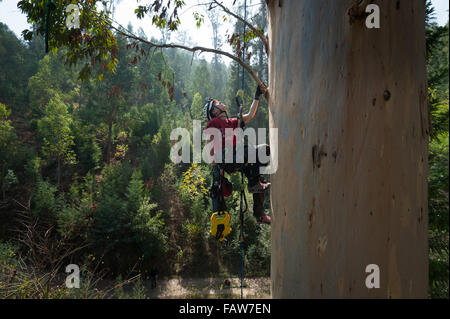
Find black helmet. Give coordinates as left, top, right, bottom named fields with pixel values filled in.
left=203, top=97, right=215, bottom=121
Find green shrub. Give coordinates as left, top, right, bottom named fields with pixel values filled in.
left=31, top=179, right=62, bottom=219
left=428, top=133, right=449, bottom=299
left=0, top=241, right=18, bottom=267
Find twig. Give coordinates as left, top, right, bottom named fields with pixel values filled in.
left=212, top=0, right=269, bottom=54
left=109, top=24, right=268, bottom=98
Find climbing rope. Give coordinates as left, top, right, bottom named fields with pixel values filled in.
left=239, top=170, right=248, bottom=298
left=209, top=0, right=248, bottom=299
left=239, top=0, right=247, bottom=300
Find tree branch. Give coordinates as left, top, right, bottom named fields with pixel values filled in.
left=109, top=24, right=269, bottom=100
left=212, top=0, right=269, bottom=54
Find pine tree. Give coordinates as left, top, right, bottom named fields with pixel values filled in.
left=38, top=94, right=76, bottom=185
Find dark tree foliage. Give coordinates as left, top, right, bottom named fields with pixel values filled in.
left=425, top=0, right=449, bottom=299
left=0, top=1, right=272, bottom=287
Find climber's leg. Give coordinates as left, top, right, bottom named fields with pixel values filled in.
left=210, top=164, right=225, bottom=212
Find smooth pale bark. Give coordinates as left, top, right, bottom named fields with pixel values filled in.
left=267, top=0, right=428, bottom=298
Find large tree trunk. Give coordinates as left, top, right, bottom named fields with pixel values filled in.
left=267, top=0, right=429, bottom=298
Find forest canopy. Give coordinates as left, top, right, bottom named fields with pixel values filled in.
left=0, top=0, right=448, bottom=299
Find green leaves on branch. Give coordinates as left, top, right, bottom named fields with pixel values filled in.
left=135, top=5, right=149, bottom=19
left=18, top=0, right=118, bottom=80
left=135, top=0, right=185, bottom=31
left=226, top=28, right=263, bottom=59
left=193, top=12, right=204, bottom=29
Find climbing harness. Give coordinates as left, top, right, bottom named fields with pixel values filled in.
left=208, top=94, right=248, bottom=242
left=209, top=167, right=232, bottom=242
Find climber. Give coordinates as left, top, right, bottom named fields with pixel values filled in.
left=203, top=84, right=271, bottom=225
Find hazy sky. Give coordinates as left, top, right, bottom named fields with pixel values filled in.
left=0, top=0, right=449, bottom=62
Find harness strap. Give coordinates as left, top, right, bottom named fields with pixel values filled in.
left=218, top=166, right=226, bottom=211
left=215, top=223, right=225, bottom=241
